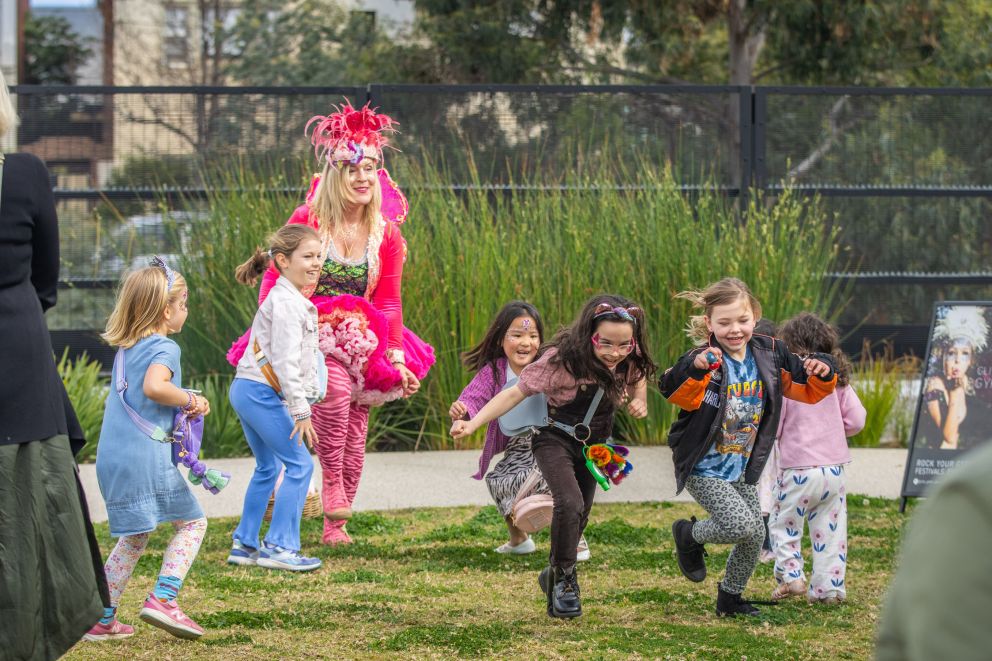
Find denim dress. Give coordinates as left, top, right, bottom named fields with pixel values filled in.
left=95, top=335, right=204, bottom=536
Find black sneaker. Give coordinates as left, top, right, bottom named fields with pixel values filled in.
left=716, top=586, right=770, bottom=617
left=672, top=516, right=707, bottom=582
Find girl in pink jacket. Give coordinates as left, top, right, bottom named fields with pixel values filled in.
left=768, top=313, right=866, bottom=604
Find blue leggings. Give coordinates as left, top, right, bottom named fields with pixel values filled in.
left=230, top=378, right=314, bottom=551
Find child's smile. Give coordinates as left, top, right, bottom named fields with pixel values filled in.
left=705, top=297, right=756, bottom=361
left=503, top=316, right=540, bottom=372
left=592, top=320, right=635, bottom=371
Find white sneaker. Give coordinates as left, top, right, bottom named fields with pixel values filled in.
left=495, top=537, right=536, bottom=555
left=576, top=535, right=591, bottom=562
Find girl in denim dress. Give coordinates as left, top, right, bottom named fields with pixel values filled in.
left=88, top=259, right=211, bottom=642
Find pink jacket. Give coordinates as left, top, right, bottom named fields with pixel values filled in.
left=256, top=175, right=406, bottom=352
left=775, top=384, right=867, bottom=469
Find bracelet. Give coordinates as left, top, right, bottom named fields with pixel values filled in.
left=182, top=390, right=195, bottom=412
left=293, top=412, right=311, bottom=422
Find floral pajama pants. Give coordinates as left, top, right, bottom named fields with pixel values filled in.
left=769, top=465, right=848, bottom=601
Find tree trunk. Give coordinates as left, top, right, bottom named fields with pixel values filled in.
left=726, top=0, right=767, bottom=192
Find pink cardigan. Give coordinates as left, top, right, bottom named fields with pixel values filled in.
left=775, top=384, right=867, bottom=469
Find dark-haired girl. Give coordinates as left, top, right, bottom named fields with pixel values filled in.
left=452, top=295, right=656, bottom=618
left=767, top=312, right=865, bottom=605
left=450, top=302, right=590, bottom=559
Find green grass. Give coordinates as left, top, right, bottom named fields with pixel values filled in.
left=66, top=499, right=906, bottom=660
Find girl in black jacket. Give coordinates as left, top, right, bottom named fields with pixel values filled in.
left=659, top=278, right=836, bottom=617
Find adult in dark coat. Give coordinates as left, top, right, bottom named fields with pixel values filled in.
left=0, top=75, right=107, bottom=659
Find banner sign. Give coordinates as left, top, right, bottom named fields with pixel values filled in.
left=902, top=302, right=992, bottom=500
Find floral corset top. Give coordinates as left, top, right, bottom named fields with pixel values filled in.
left=315, top=256, right=369, bottom=298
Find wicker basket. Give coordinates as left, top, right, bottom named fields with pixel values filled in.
left=263, top=473, right=322, bottom=522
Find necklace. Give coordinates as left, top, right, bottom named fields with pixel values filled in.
left=336, top=222, right=360, bottom=258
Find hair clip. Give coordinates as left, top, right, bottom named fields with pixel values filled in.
left=267, top=248, right=274, bottom=259
left=593, top=303, right=639, bottom=324
left=150, top=255, right=175, bottom=290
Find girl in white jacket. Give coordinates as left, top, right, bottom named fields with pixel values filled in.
left=227, top=224, right=326, bottom=572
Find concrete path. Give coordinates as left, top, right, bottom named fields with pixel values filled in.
left=79, top=447, right=907, bottom=523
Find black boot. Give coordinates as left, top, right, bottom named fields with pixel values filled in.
left=538, top=566, right=551, bottom=597
left=672, top=516, right=707, bottom=582
left=716, top=586, right=761, bottom=617
left=542, top=565, right=582, bottom=618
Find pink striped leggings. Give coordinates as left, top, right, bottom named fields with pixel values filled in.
left=312, top=356, right=369, bottom=540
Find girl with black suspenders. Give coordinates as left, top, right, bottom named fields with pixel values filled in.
left=451, top=294, right=656, bottom=618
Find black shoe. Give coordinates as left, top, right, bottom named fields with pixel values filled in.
left=548, top=566, right=582, bottom=618
left=672, top=516, right=707, bottom=582
left=716, top=587, right=765, bottom=617
left=538, top=566, right=551, bottom=597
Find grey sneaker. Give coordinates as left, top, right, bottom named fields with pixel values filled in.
left=257, top=542, right=322, bottom=572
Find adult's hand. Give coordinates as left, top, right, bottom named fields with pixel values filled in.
left=398, top=364, right=420, bottom=397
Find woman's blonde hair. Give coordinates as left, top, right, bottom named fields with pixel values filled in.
left=234, top=224, right=321, bottom=285
left=102, top=267, right=187, bottom=348
left=0, top=69, right=17, bottom=137
left=675, top=277, right=763, bottom=344
left=309, top=158, right=382, bottom=237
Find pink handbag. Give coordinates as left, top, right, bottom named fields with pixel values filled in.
left=510, top=470, right=553, bottom=534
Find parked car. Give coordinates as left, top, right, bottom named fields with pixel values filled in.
left=94, top=211, right=204, bottom=279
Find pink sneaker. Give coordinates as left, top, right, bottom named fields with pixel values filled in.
left=322, top=524, right=353, bottom=546
left=82, top=619, right=135, bottom=641
left=139, top=595, right=204, bottom=639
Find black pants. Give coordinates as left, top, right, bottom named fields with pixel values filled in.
left=531, top=432, right=597, bottom=569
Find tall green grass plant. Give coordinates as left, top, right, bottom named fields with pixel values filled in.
left=850, top=342, right=919, bottom=447
left=177, top=156, right=842, bottom=450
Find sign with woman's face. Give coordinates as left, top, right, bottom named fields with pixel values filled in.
left=903, top=303, right=992, bottom=497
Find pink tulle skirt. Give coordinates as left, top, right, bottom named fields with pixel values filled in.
left=227, top=294, right=434, bottom=407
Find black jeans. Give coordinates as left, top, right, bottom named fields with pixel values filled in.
left=531, top=431, right=597, bottom=570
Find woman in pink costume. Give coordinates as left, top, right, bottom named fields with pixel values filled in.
left=228, top=101, right=434, bottom=545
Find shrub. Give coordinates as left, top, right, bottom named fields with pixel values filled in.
left=57, top=348, right=108, bottom=462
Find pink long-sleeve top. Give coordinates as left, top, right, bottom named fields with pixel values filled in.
left=460, top=358, right=511, bottom=480
left=775, top=384, right=867, bottom=469
left=257, top=192, right=406, bottom=352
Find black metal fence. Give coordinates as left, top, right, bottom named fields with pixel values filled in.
left=15, top=84, right=992, bottom=364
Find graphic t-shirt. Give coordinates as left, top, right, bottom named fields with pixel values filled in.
left=692, top=348, right=765, bottom=481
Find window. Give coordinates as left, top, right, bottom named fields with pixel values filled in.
left=163, top=6, right=190, bottom=66
left=204, top=6, right=241, bottom=58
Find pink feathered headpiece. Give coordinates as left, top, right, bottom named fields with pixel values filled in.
left=305, top=100, right=398, bottom=166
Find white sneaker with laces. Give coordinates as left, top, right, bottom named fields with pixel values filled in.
left=494, top=537, right=536, bottom=555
